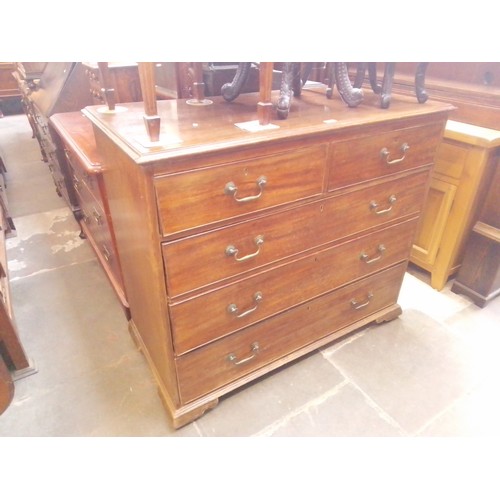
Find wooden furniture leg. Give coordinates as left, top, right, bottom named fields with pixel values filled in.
left=257, top=62, right=274, bottom=125
left=97, top=62, right=116, bottom=111
left=191, top=62, right=206, bottom=102
left=415, top=62, right=429, bottom=103
left=138, top=62, right=161, bottom=142
left=380, top=62, right=396, bottom=109
left=277, top=62, right=301, bottom=119
left=221, top=62, right=252, bottom=102
left=334, top=62, right=364, bottom=107
left=186, top=63, right=212, bottom=106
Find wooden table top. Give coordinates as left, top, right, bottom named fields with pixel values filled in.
left=82, top=86, right=455, bottom=165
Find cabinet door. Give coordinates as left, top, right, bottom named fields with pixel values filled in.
left=411, top=177, right=456, bottom=266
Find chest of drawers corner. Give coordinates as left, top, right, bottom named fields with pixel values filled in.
left=49, top=111, right=129, bottom=317
left=83, top=91, right=451, bottom=428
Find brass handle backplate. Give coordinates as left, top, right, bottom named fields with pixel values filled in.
left=227, top=292, right=263, bottom=318
left=360, top=244, right=386, bottom=264
left=224, top=176, right=267, bottom=203
left=370, top=195, right=397, bottom=215
left=227, top=342, right=260, bottom=366
left=350, top=292, right=374, bottom=310
left=102, top=244, right=111, bottom=262
left=225, top=235, right=264, bottom=262
left=92, top=208, right=103, bottom=225
left=380, top=143, right=410, bottom=165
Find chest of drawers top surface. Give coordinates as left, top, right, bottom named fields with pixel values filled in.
left=82, top=88, right=453, bottom=168
left=50, top=111, right=102, bottom=172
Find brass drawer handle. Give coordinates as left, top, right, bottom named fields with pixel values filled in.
left=92, top=208, right=103, bottom=225
left=350, top=292, right=374, bottom=310
left=380, top=143, right=410, bottom=165
left=102, top=244, right=111, bottom=262
left=370, top=195, right=397, bottom=215
left=224, top=176, right=267, bottom=203
left=81, top=210, right=89, bottom=225
left=227, top=342, right=260, bottom=366
left=225, top=235, right=264, bottom=262
left=360, top=244, right=386, bottom=264
left=63, top=148, right=72, bottom=164
left=227, top=292, right=263, bottom=318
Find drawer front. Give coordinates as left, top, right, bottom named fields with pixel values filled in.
left=328, top=121, right=443, bottom=191
left=163, top=170, right=429, bottom=297
left=84, top=67, right=105, bottom=104
left=170, top=218, right=418, bottom=354
left=176, top=263, right=406, bottom=403
left=76, top=185, right=122, bottom=285
left=154, top=144, right=327, bottom=236
left=64, top=145, right=104, bottom=205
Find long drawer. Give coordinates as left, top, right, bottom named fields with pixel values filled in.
left=170, top=217, right=418, bottom=354
left=74, top=179, right=122, bottom=287
left=176, top=262, right=406, bottom=403
left=163, top=169, right=430, bottom=297
left=63, top=144, right=103, bottom=206
left=328, top=121, right=443, bottom=191
left=154, top=144, right=327, bottom=236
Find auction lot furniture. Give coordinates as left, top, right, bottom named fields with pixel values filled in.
left=49, top=112, right=129, bottom=316
left=82, top=85, right=451, bottom=427
left=451, top=156, right=500, bottom=307
left=0, top=62, right=22, bottom=117
left=0, top=155, right=35, bottom=414
left=13, top=62, right=93, bottom=214
left=410, top=121, right=500, bottom=290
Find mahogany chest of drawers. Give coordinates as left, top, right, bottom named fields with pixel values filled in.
left=14, top=62, right=94, bottom=213
left=82, top=62, right=142, bottom=105
left=49, top=112, right=129, bottom=316
left=410, top=121, right=500, bottom=289
left=83, top=89, right=451, bottom=428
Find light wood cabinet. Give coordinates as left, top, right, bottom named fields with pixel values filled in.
left=451, top=158, right=500, bottom=306
left=83, top=90, right=450, bottom=428
left=410, top=121, right=500, bottom=290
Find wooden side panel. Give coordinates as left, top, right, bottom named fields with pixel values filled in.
left=412, top=177, right=456, bottom=266
left=92, top=127, right=180, bottom=406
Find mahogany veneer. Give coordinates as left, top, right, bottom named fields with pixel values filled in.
left=49, top=112, right=129, bottom=316
left=83, top=88, right=451, bottom=428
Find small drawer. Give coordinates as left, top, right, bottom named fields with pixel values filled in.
left=328, top=121, right=444, bottom=191
left=170, top=218, right=418, bottom=354
left=154, top=144, right=327, bottom=237
left=63, top=145, right=104, bottom=206
left=176, top=262, right=406, bottom=403
left=162, top=170, right=429, bottom=297
left=77, top=190, right=106, bottom=233
left=78, top=188, right=123, bottom=287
